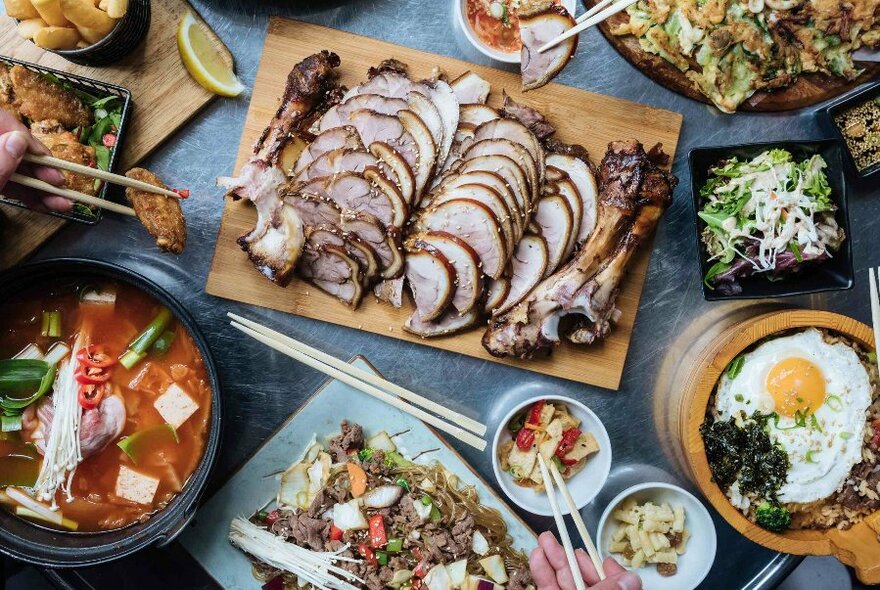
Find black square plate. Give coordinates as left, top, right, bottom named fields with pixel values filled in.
left=818, top=80, right=880, bottom=179
left=0, top=55, right=132, bottom=225
left=689, top=139, right=853, bottom=301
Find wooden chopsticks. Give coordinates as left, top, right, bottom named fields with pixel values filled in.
left=537, top=454, right=606, bottom=584
left=228, top=313, right=488, bottom=451
left=23, top=154, right=183, bottom=199
left=537, top=0, right=639, bottom=54
left=8, top=172, right=136, bottom=217
left=869, top=268, right=880, bottom=355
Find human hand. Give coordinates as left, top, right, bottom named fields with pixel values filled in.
left=530, top=531, right=642, bottom=590
left=0, top=110, right=69, bottom=212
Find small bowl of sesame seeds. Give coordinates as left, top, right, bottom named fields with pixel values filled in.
left=820, top=81, right=880, bottom=179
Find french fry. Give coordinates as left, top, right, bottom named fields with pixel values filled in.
left=16, top=17, right=47, bottom=39
left=31, top=0, right=69, bottom=26
left=59, top=0, right=114, bottom=35
left=32, top=25, right=80, bottom=49
left=105, top=0, right=125, bottom=19
left=4, top=0, right=40, bottom=19
left=74, top=22, right=103, bottom=43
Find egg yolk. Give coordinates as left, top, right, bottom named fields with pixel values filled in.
left=766, top=357, right=826, bottom=417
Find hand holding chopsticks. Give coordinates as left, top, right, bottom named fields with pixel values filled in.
left=228, top=313, right=488, bottom=451
left=537, top=0, right=639, bottom=54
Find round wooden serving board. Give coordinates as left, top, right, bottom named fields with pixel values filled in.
left=677, top=309, right=880, bottom=584
left=583, top=0, right=880, bottom=112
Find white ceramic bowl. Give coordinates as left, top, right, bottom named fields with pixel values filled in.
left=597, top=482, right=717, bottom=590
left=454, top=0, right=577, bottom=64
left=492, top=395, right=611, bottom=516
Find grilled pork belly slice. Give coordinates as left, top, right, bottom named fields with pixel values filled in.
left=484, top=276, right=511, bottom=315
left=430, top=183, right=516, bottom=254
left=456, top=154, right=530, bottom=218
left=533, top=194, right=573, bottom=276
left=414, top=231, right=484, bottom=315
left=519, top=3, right=578, bottom=91
left=416, top=198, right=507, bottom=280
left=300, top=243, right=364, bottom=307
left=374, top=277, right=405, bottom=307
left=437, top=171, right=523, bottom=239
left=404, top=308, right=480, bottom=338
left=292, top=126, right=363, bottom=176
left=450, top=71, right=491, bottom=104
left=404, top=243, right=456, bottom=322
left=482, top=140, right=676, bottom=358
left=493, top=234, right=549, bottom=316
left=547, top=153, right=598, bottom=245
left=463, top=138, right=538, bottom=212
left=307, top=225, right=380, bottom=285
left=340, top=210, right=404, bottom=279
left=296, top=170, right=407, bottom=229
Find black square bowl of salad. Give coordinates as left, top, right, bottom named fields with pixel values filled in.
left=689, top=139, right=853, bottom=301
left=0, top=56, right=132, bottom=224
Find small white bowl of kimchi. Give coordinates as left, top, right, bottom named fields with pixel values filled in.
left=492, top=395, right=612, bottom=516
left=455, top=0, right=577, bottom=63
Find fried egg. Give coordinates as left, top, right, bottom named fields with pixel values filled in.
left=715, top=329, right=872, bottom=503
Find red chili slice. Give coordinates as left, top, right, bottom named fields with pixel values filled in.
left=77, top=345, right=116, bottom=369
left=78, top=382, right=108, bottom=410
left=75, top=365, right=112, bottom=385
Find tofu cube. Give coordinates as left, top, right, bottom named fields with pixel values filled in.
left=154, top=382, right=198, bottom=428
left=115, top=465, right=159, bottom=504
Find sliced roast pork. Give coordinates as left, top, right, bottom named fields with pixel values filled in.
left=237, top=203, right=306, bottom=284
left=533, top=193, right=574, bottom=276
left=450, top=71, right=491, bottom=105
left=501, top=91, right=556, bottom=140
left=463, top=138, right=538, bottom=210
left=404, top=308, right=480, bottom=338
left=493, top=234, right=549, bottom=316
left=404, top=242, right=455, bottom=322
left=299, top=244, right=364, bottom=307
left=416, top=198, right=507, bottom=280
left=291, top=148, right=384, bottom=186
left=484, top=276, right=510, bottom=315
left=340, top=210, right=404, bottom=279
left=437, top=170, right=523, bottom=238
left=413, top=231, right=483, bottom=315
left=369, top=142, right=416, bottom=206
left=292, top=126, right=363, bottom=177
left=283, top=193, right=342, bottom=228
left=374, top=277, right=405, bottom=307
left=306, top=225, right=380, bottom=285
left=546, top=168, right=582, bottom=259
left=472, top=118, right=544, bottom=190
left=430, top=183, right=516, bottom=253
left=456, top=155, right=530, bottom=217
left=547, top=153, right=598, bottom=245
left=519, top=3, right=578, bottom=91
left=318, top=94, right=408, bottom=132
left=296, top=170, right=406, bottom=229
left=459, top=104, right=500, bottom=127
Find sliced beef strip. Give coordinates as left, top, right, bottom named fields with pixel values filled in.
left=836, top=462, right=880, bottom=511
left=328, top=420, right=364, bottom=462
left=307, top=482, right=348, bottom=518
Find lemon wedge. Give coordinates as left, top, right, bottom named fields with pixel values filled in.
left=177, top=12, right=245, bottom=97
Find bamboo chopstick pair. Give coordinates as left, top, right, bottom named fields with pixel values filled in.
left=9, top=153, right=185, bottom=217
left=537, top=454, right=606, bottom=587
left=228, top=313, right=488, bottom=451
left=537, top=0, right=639, bottom=54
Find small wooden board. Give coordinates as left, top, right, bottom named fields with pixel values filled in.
left=206, top=17, right=683, bottom=390
left=588, top=0, right=880, bottom=112
left=0, top=0, right=226, bottom=269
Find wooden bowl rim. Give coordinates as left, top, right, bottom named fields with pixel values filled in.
left=685, top=309, right=877, bottom=554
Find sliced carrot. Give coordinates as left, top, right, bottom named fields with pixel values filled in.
left=347, top=462, right=368, bottom=498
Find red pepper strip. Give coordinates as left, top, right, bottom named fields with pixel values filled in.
left=74, top=365, right=111, bottom=385
left=527, top=400, right=545, bottom=426
left=77, top=345, right=116, bottom=369
left=555, top=428, right=582, bottom=458
left=515, top=428, right=536, bottom=452
left=561, top=457, right=579, bottom=466
left=173, top=188, right=190, bottom=199
left=329, top=523, right=343, bottom=542
left=78, top=382, right=108, bottom=410
left=368, top=514, right=387, bottom=548
left=357, top=544, right=378, bottom=567
left=264, top=509, right=279, bottom=526
left=102, top=133, right=117, bottom=147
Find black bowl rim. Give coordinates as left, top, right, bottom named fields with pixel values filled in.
left=688, top=138, right=854, bottom=301
left=817, top=79, right=880, bottom=179
left=0, top=56, right=134, bottom=225
left=0, top=258, right=222, bottom=567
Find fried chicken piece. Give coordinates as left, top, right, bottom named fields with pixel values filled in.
left=0, top=64, right=21, bottom=121
left=9, top=65, right=92, bottom=129
left=125, top=168, right=186, bottom=254
left=30, top=120, right=97, bottom=196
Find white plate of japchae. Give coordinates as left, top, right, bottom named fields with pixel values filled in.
left=180, top=356, right=536, bottom=590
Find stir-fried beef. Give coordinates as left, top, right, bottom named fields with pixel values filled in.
left=450, top=510, right=475, bottom=549
left=508, top=568, right=536, bottom=590
left=307, top=481, right=348, bottom=518
left=269, top=509, right=328, bottom=551
left=836, top=462, right=880, bottom=511
left=328, top=420, right=364, bottom=462
left=361, top=450, right=393, bottom=477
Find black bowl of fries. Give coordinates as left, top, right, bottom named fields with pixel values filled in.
left=6, top=0, right=150, bottom=66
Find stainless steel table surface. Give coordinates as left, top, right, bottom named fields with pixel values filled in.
left=21, top=1, right=880, bottom=588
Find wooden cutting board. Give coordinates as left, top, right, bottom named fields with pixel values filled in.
left=206, top=17, right=683, bottom=390
left=587, top=0, right=880, bottom=112
left=0, top=0, right=226, bottom=269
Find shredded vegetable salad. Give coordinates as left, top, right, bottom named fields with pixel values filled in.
left=699, top=149, right=845, bottom=292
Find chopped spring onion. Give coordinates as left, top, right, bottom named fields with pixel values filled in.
left=805, top=450, right=819, bottom=463
left=43, top=342, right=71, bottom=367
left=1, top=414, right=21, bottom=432
left=229, top=517, right=364, bottom=590
left=386, top=538, right=403, bottom=553
left=840, top=432, right=854, bottom=440
left=15, top=506, right=79, bottom=531
left=13, top=344, right=43, bottom=361
left=826, top=395, right=843, bottom=412
left=151, top=330, right=177, bottom=356
left=119, top=307, right=173, bottom=369
left=40, top=311, right=62, bottom=338
left=6, top=488, right=61, bottom=525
